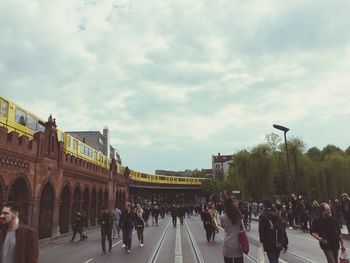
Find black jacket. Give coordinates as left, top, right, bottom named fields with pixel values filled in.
left=119, top=210, right=136, bottom=230
left=259, top=208, right=288, bottom=252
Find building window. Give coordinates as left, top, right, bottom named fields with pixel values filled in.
left=99, top=138, right=103, bottom=145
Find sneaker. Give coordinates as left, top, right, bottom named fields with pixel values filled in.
left=140, top=243, right=144, bottom=247
left=121, top=244, right=126, bottom=248
left=126, top=250, right=131, bottom=254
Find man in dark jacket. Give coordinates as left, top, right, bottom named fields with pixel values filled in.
left=0, top=202, right=39, bottom=263
left=71, top=211, right=87, bottom=241
left=259, top=198, right=288, bottom=263
left=99, top=206, right=114, bottom=254
left=171, top=204, right=178, bottom=227
left=119, top=202, right=135, bottom=254
left=310, top=203, right=346, bottom=263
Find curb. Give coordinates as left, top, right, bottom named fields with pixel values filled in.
left=39, top=226, right=99, bottom=247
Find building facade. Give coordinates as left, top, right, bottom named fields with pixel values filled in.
left=212, top=153, right=233, bottom=180
left=67, top=127, right=121, bottom=164
left=0, top=119, right=128, bottom=240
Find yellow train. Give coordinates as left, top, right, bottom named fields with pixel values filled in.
left=0, top=96, right=204, bottom=185
left=120, top=164, right=205, bottom=185
left=0, top=96, right=107, bottom=166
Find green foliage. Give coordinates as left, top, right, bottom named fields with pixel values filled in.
left=228, top=135, right=350, bottom=201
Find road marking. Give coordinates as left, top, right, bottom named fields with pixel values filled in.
left=184, top=221, right=204, bottom=263
left=174, top=220, right=183, bottom=263
left=83, top=258, right=93, bottom=263
left=112, top=230, right=137, bottom=247
left=147, top=220, right=171, bottom=263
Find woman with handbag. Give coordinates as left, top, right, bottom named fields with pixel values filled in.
left=210, top=204, right=219, bottom=242
left=220, top=197, right=245, bottom=263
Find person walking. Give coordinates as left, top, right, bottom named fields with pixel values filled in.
left=0, top=202, right=39, bottom=263
left=71, top=211, right=87, bottom=242
left=259, top=198, right=288, bottom=263
left=100, top=206, right=113, bottom=254
left=112, top=207, right=121, bottom=239
left=341, top=193, right=350, bottom=233
left=201, top=204, right=214, bottom=244
left=310, top=203, right=346, bottom=263
left=220, top=197, right=244, bottom=263
left=135, top=205, right=145, bottom=247
left=210, top=204, right=219, bottom=242
left=171, top=204, right=178, bottom=227
left=119, top=202, right=135, bottom=254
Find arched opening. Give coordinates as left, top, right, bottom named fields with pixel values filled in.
left=103, top=190, right=108, bottom=208
left=59, top=185, right=70, bottom=234
left=38, top=183, right=54, bottom=239
left=0, top=179, right=4, bottom=208
left=82, top=188, right=90, bottom=226
left=8, top=177, right=31, bottom=224
left=90, top=189, right=97, bottom=226
left=97, top=189, right=103, bottom=224
left=71, top=186, right=81, bottom=224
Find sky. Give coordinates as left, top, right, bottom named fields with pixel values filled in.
left=1, top=0, right=350, bottom=173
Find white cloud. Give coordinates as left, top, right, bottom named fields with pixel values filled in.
left=1, top=0, right=350, bottom=172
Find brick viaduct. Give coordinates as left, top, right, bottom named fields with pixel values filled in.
left=0, top=118, right=128, bottom=240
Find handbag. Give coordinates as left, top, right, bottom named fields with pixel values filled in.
left=257, top=244, right=265, bottom=263
left=238, top=221, right=249, bottom=254
left=340, top=252, right=350, bottom=263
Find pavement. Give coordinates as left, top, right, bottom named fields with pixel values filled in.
left=40, top=215, right=350, bottom=263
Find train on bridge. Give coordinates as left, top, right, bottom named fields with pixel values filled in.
left=0, top=96, right=206, bottom=186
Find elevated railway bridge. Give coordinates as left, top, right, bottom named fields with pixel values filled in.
left=120, top=166, right=207, bottom=205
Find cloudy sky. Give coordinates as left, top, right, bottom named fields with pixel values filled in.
left=1, top=0, right=350, bottom=173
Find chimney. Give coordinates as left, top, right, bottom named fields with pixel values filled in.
left=218, top=152, right=220, bottom=156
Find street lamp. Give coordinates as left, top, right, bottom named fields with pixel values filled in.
left=273, top=124, right=293, bottom=195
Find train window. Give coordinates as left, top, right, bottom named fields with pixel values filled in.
left=141, top=174, right=147, bottom=178
left=37, top=121, right=45, bottom=132
left=80, top=144, right=84, bottom=154
left=67, top=136, right=71, bottom=147
left=73, top=140, right=77, bottom=151
left=94, top=151, right=97, bottom=159
left=15, top=108, right=27, bottom=126
left=27, top=114, right=37, bottom=131
left=1, top=99, right=8, bottom=117
left=159, top=177, right=166, bottom=180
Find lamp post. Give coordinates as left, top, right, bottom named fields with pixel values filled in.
left=273, top=124, right=293, bottom=195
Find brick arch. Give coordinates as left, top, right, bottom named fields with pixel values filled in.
left=82, top=187, right=90, bottom=225
left=97, top=188, right=103, bottom=222
left=38, top=182, right=55, bottom=239
left=103, top=189, right=108, bottom=208
left=90, top=187, right=97, bottom=226
left=7, top=175, right=32, bottom=224
left=59, top=183, right=71, bottom=234
left=7, top=173, right=33, bottom=201
left=71, top=184, right=82, bottom=224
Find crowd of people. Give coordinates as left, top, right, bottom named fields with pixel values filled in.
left=0, top=192, right=348, bottom=263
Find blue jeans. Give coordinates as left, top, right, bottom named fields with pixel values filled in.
left=266, top=249, right=280, bottom=263
left=123, top=228, right=133, bottom=250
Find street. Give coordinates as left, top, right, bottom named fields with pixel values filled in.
left=40, top=215, right=349, bottom=263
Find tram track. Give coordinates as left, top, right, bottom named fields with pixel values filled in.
left=147, top=220, right=171, bottom=263
left=184, top=221, right=205, bottom=263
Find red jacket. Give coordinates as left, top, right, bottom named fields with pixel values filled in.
left=0, top=224, right=39, bottom=263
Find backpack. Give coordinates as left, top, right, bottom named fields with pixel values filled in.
left=265, top=214, right=288, bottom=249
